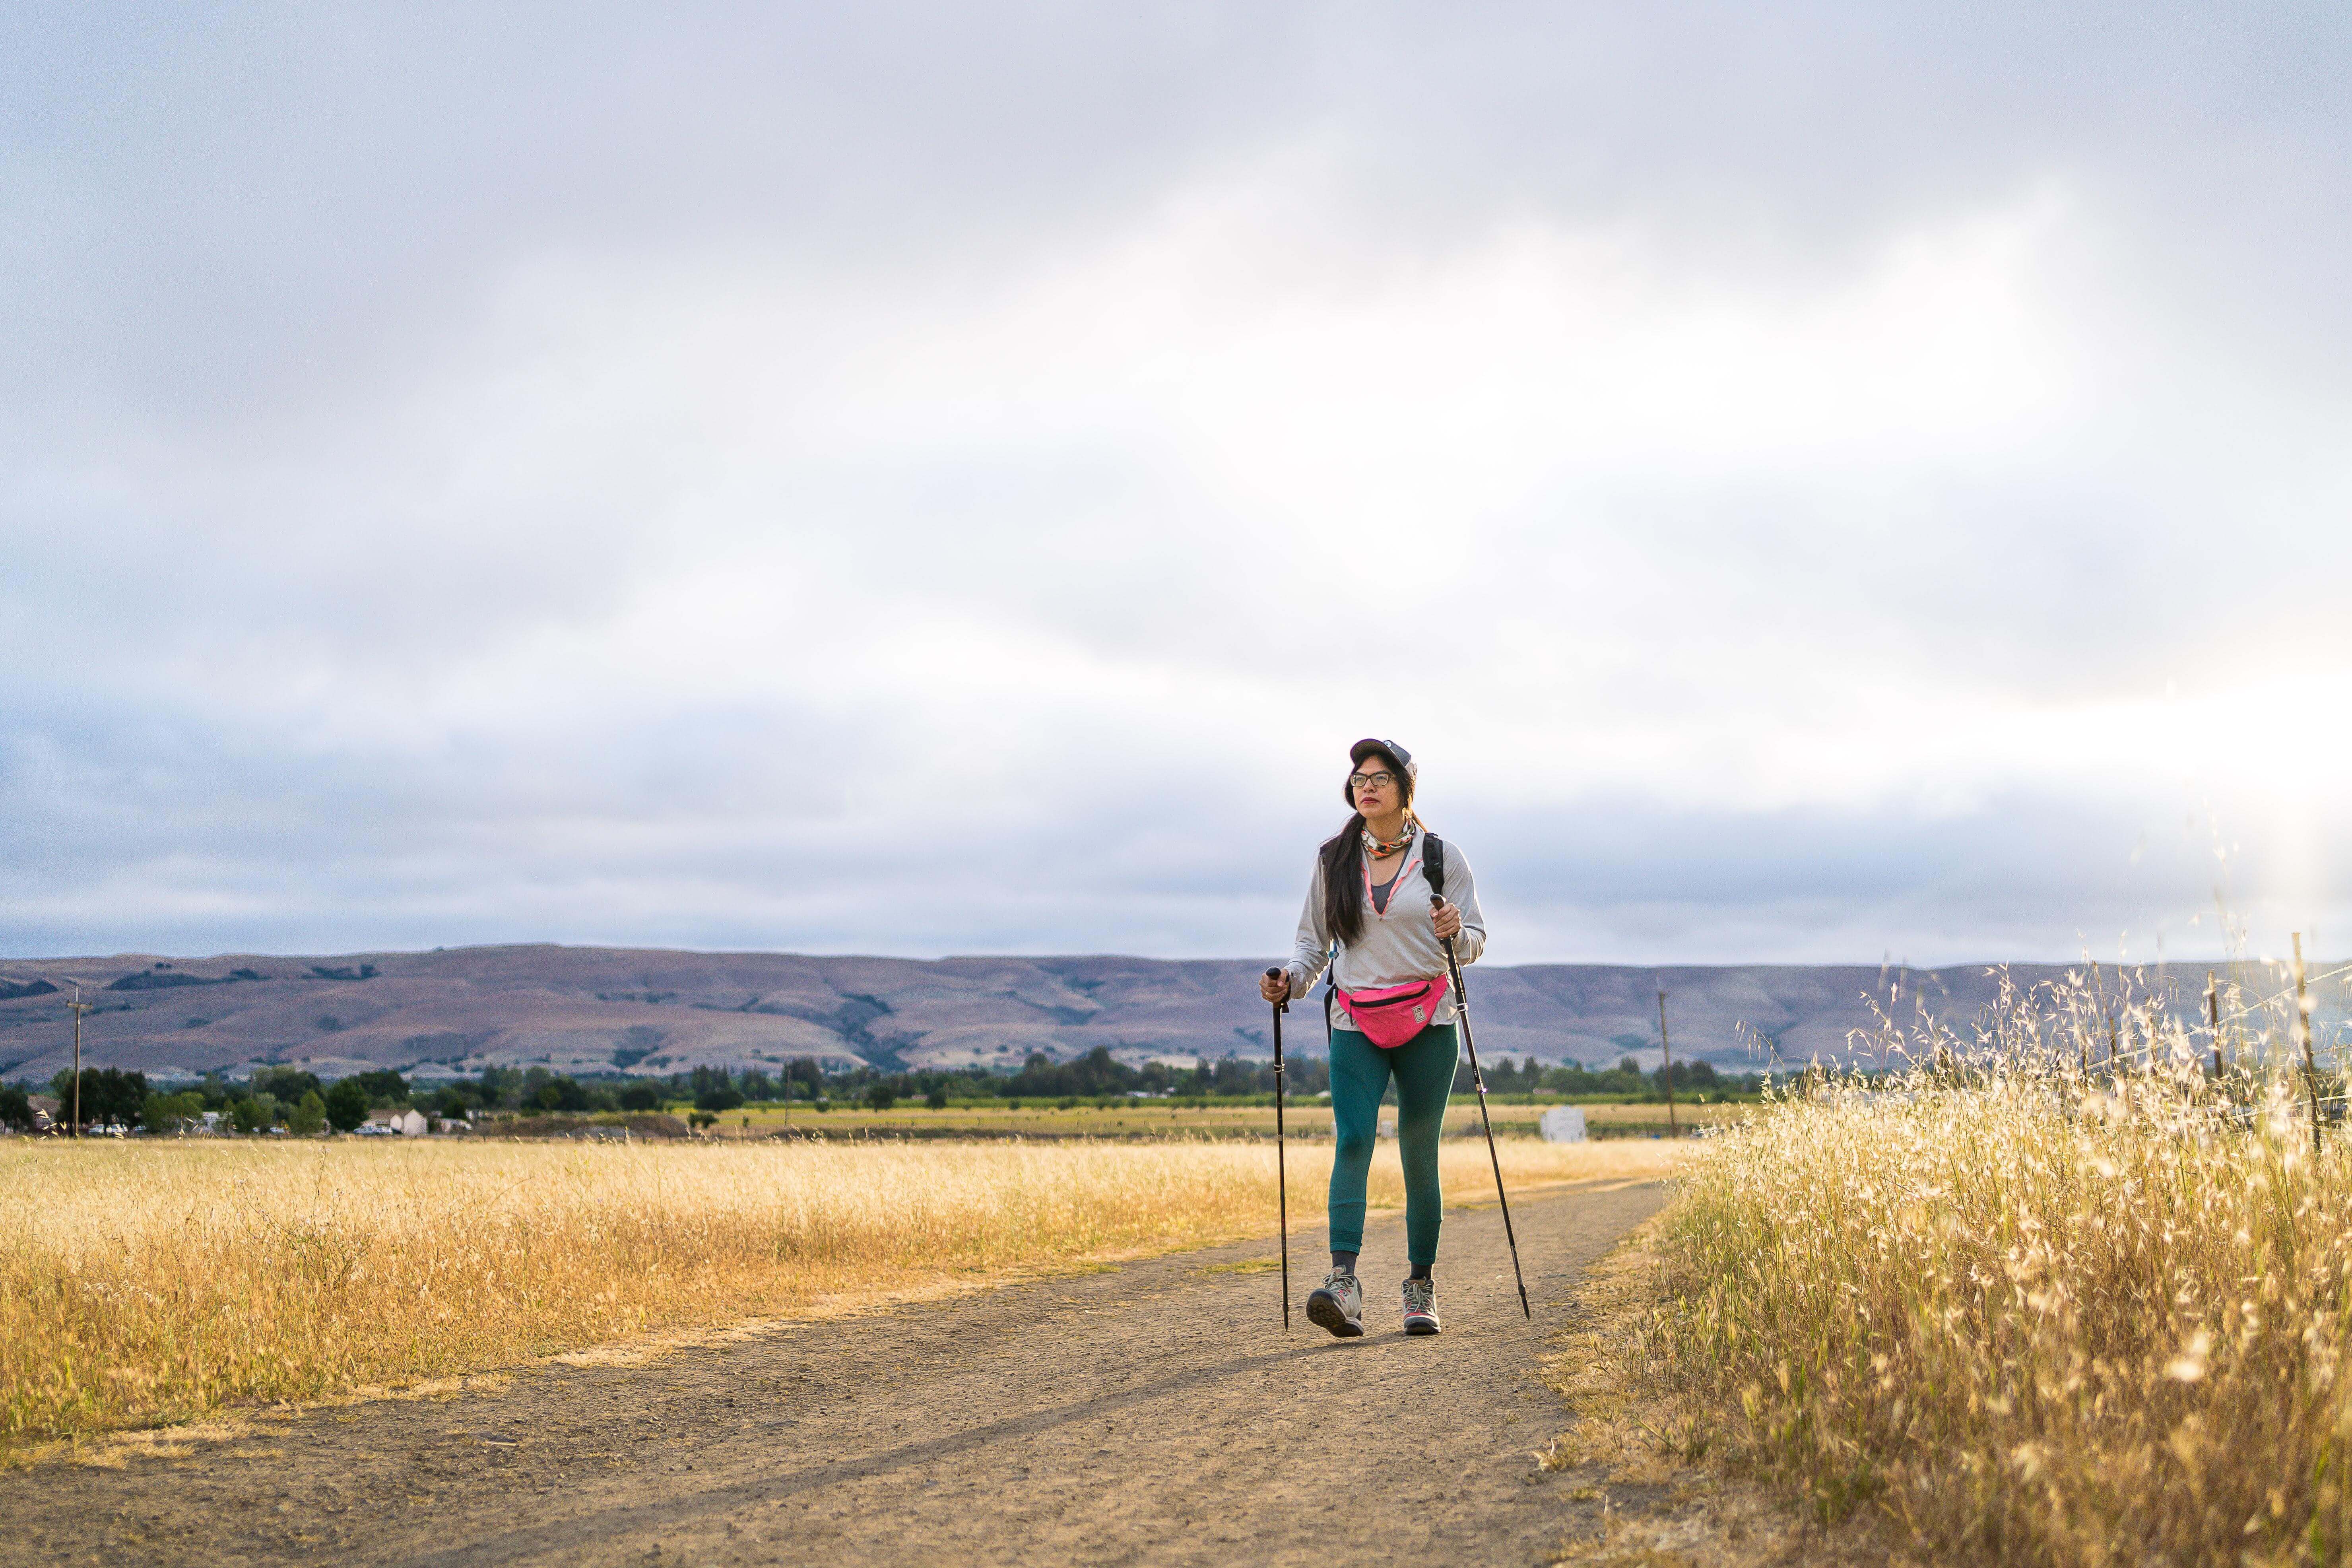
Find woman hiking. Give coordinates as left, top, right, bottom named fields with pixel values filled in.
left=1260, top=737, right=1486, bottom=1338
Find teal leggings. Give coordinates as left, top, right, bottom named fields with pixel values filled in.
left=1327, top=1023, right=1458, bottom=1266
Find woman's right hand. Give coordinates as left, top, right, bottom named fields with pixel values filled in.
left=1259, top=968, right=1291, bottom=1004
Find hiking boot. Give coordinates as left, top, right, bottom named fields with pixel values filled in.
left=1305, top=1270, right=1365, bottom=1338
left=1402, top=1276, right=1440, bottom=1335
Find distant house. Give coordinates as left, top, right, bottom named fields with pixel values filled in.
left=365, top=1108, right=430, bottom=1138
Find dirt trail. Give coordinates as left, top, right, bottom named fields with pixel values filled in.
left=6, top=1182, right=1667, bottom=1566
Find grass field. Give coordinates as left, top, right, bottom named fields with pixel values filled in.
left=679, top=1097, right=1741, bottom=1140
left=1644, top=968, right=2352, bottom=1565
left=0, top=1133, right=1682, bottom=1455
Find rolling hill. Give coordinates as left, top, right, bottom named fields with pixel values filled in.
left=0, top=944, right=2245, bottom=1086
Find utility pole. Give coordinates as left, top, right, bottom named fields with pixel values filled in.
left=65, top=983, right=94, bottom=1138
left=1657, top=986, right=1678, bottom=1138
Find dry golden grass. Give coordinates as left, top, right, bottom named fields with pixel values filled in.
left=1537, top=1216, right=1904, bottom=1567
left=1647, top=965, right=2352, bottom=1565
left=0, top=1133, right=1675, bottom=1453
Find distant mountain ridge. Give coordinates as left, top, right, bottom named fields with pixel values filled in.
left=0, top=944, right=2255, bottom=1086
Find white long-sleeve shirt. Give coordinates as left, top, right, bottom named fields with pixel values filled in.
left=1284, top=828, right=1486, bottom=1027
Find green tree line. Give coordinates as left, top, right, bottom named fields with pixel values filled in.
left=4, top=1048, right=1766, bottom=1136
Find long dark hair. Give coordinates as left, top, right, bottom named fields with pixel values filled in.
left=1318, top=745, right=1415, bottom=947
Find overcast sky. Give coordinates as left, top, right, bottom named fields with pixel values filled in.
left=6, top=3, right=2351, bottom=967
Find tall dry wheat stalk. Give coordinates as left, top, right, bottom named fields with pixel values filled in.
left=0, top=1134, right=1669, bottom=1451
left=1655, top=962, right=2352, bottom=1565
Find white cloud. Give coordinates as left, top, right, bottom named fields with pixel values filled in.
left=6, top=4, right=2352, bottom=964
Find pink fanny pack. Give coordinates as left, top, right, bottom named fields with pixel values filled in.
left=1337, top=975, right=1452, bottom=1048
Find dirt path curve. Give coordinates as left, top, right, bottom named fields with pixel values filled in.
left=8, top=1181, right=1666, bottom=1567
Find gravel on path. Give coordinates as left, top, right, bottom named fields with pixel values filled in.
left=8, top=1181, right=1667, bottom=1566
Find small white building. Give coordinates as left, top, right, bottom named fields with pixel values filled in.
left=1539, top=1106, right=1587, bottom=1143
left=367, top=1108, right=430, bottom=1137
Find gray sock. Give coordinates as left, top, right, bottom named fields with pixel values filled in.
left=1331, top=1251, right=1357, bottom=1278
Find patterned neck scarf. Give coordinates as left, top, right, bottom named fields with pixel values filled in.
left=1361, top=815, right=1417, bottom=859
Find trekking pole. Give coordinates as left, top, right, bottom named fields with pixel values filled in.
left=1265, top=968, right=1292, bottom=1331
left=1433, top=898, right=1531, bottom=1319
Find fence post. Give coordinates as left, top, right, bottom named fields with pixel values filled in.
left=2206, top=972, right=2223, bottom=1087
left=2295, top=934, right=2324, bottom=1155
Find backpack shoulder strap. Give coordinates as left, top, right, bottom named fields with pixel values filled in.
left=1422, top=833, right=1446, bottom=902
left=1322, top=943, right=1337, bottom=1042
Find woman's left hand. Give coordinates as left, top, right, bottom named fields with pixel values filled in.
left=1430, top=897, right=1462, bottom=940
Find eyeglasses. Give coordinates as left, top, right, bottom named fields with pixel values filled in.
left=1348, top=771, right=1397, bottom=792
